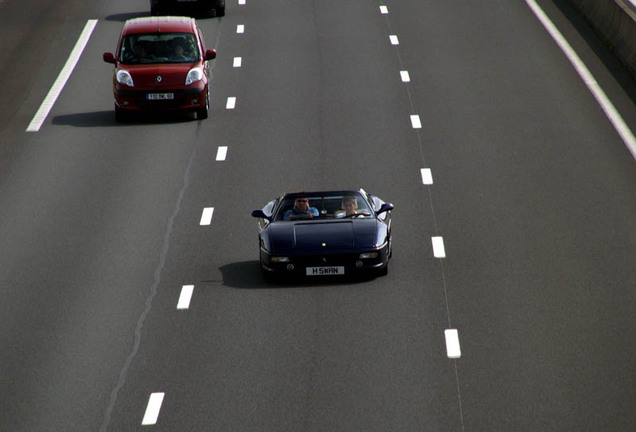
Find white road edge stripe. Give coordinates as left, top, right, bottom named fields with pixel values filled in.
left=200, top=207, right=214, bottom=226
left=216, top=146, right=228, bottom=161
left=445, top=329, right=461, bottom=359
left=26, top=19, right=98, bottom=132
left=525, top=0, right=636, bottom=160
left=141, top=392, right=165, bottom=425
left=432, top=236, right=446, bottom=258
left=421, top=168, right=433, bottom=185
left=177, top=285, right=194, bottom=309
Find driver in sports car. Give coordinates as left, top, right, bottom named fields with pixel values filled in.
left=284, top=197, right=319, bottom=220
left=337, top=196, right=370, bottom=218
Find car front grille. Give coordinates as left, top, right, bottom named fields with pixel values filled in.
left=293, top=253, right=358, bottom=267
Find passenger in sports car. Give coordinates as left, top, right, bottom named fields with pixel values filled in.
left=339, top=196, right=358, bottom=217
left=284, top=197, right=319, bottom=220
left=337, top=196, right=371, bottom=218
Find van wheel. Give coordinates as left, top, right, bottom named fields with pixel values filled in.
left=115, top=105, right=128, bottom=123
left=197, top=92, right=209, bottom=120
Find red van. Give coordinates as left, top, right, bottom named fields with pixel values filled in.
left=103, top=16, right=216, bottom=122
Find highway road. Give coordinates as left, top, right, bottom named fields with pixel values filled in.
left=1, top=0, right=635, bottom=430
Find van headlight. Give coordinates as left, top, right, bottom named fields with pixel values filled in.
left=185, top=67, right=204, bottom=85
left=116, top=70, right=134, bottom=87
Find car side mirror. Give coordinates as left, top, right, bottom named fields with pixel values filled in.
left=103, top=52, right=116, bottom=64
left=251, top=209, right=271, bottom=220
left=376, top=203, right=394, bottom=215
left=204, top=49, right=217, bottom=60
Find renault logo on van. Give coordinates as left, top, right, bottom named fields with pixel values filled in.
left=156, top=75, right=162, bottom=83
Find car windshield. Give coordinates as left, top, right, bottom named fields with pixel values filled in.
left=274, top=193, right=373, bottom=221
left=119, top=33, right=200, bottom=64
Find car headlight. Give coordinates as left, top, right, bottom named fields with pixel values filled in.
left=185, top=67, right=204, bottom=85
left=116, top=69, right=134, bottom=87
left=359, top=252, right=378, bottom=259
left=271, top=256, right=290, bottom=263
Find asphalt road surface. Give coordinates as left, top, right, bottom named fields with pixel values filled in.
left=1, top=0, right=635, bottom=430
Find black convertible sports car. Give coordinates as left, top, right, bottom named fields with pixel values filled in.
left=251, top=189, right=393, bottom=279
left=150, top=0, right=225, bottom=17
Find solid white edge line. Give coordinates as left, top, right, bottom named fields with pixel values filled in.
left=226, top=97, right=237, bottom=109
left=525, top=0, right=636, bottom=160
left=400, top=70, right=410, bottom=82
left=445, top=329, right=461, bottom=359
left=216, top=146, right=228, bottom=161
left=177, top=285, right=194, bottom=309
left=410, top=115, right=422, bottom=129
left=432, top=236, right=446, bottom=258
left=200, top=207, right=214, bottom=226
left=26, top=19, right=98, bottom=132
left=141, top=392, right=165, bottom=425
left=421, top=168, right=433, bottom=185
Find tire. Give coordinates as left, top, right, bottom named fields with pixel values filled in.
left=114, top=105, right=127, bottom=123
left=215, top=0, right=225, bottom=16
left=197, top=90, right=209, bottom=120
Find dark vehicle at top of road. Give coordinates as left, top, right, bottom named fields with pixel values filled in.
left=150, top=0, right=225, bottom=17
left=103, top=16, right=216, bottom=122
left=251, top=189, right=394, bottom=281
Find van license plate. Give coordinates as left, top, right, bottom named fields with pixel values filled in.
left=147, top=93, right=174, bottom=100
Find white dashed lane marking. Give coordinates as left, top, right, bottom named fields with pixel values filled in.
left=216, top=146, right=228, bottom=161
left=237, top=24, right=245, bottom=34
left=444, top=329, right=462, bottom=359
left=177, top=285, right=194, bottom=310
left=432, top=236, right=446, bottom=258
left=233, top=57, right=242, bottom=67
left=379, top=5, right=388, bottom=14
left=389, top=35, right=399, bottom=45
left=141, top=392, right=165, bottom=425
left=410, top=115, right=422, bottom=129
left=226, top=97, right=237, bottom=109
left=400, top=70, right=410, bottom=82
left=200, top=207, right=215, bottom=226
left=420, top=168, right=433, bottom=185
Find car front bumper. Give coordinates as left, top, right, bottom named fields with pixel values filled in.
left=114, top=86, right=207, bottom=112
left=259, top=246, right=390, bottom=277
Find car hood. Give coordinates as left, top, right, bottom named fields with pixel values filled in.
left=267, top=220, right=378, bottom=253
left=124, top=63, right=197, bottom=87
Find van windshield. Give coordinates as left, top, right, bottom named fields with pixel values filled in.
left=119, top=33, right=200, bottom=64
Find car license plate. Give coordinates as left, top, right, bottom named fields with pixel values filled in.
left=147, top=93, right=174, bottom=100
left=306, top=266, right=345, bottom=276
